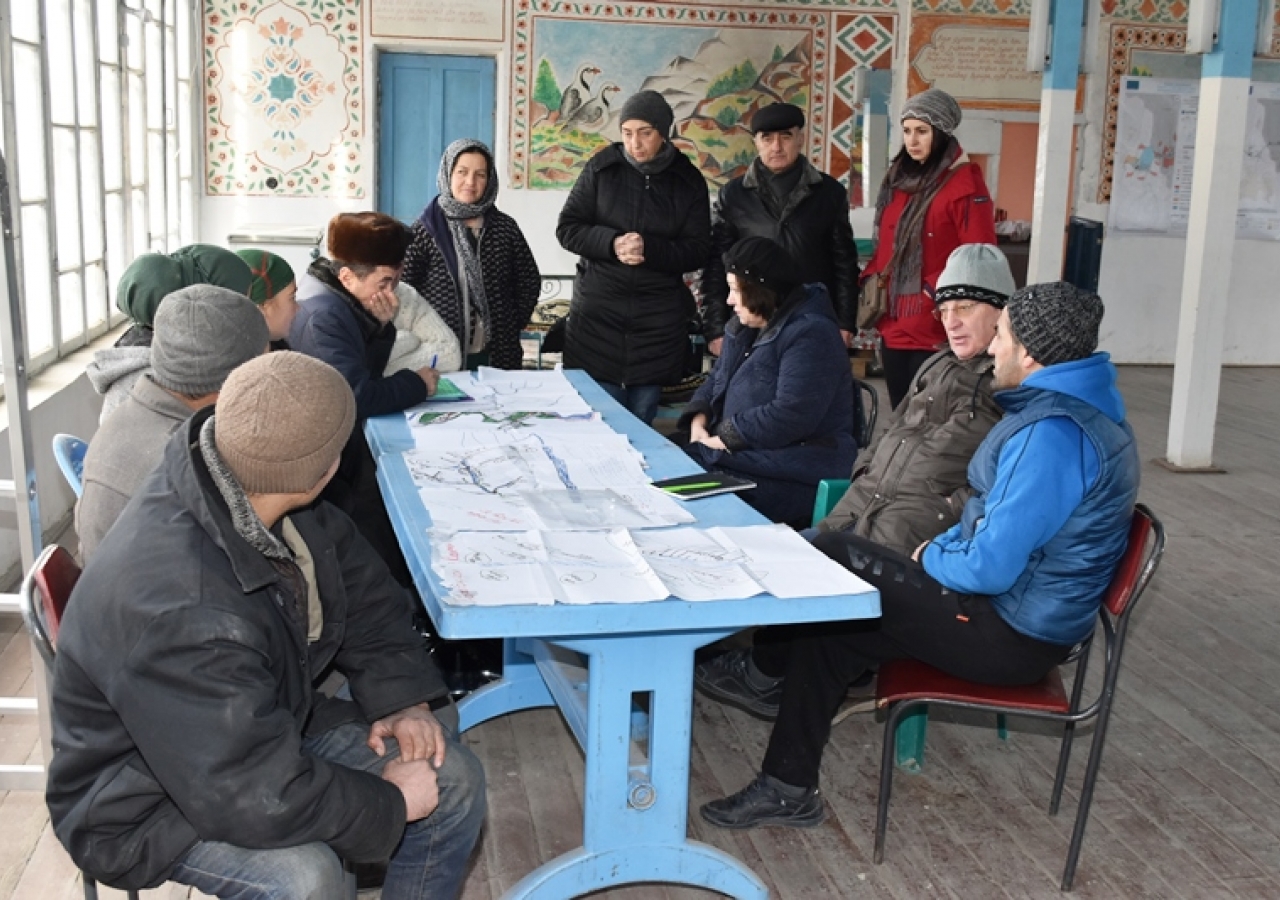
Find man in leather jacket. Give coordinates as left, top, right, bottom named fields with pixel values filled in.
left=701, top=101, right=860, bottom=352
left=48, top=352, right=485, bottom=898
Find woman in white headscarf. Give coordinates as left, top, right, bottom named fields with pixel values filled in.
left=401, top=138, right=542, bottom=370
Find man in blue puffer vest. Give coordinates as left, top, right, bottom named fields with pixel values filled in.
left=700, top=281, right=1140, bottom=830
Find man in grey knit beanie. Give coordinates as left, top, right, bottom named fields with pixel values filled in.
left=76, top=284, right=269, bottom=559
left=700, top=274, right=1139, bottom=831
left=1004, top=281, right=1104, bottom=367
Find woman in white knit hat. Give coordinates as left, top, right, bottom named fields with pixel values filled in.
left=862, top=88, right=998, bottom=410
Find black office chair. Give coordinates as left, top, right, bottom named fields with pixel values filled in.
left=853, top=376, right=879, bottom=448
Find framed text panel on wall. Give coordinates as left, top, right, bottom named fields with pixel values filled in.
left=908, top=16, right=1042, bottom=112
left=371, top=0, right=506, bottom=42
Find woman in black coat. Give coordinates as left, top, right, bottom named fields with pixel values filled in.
left=556, top=90, right=711, bottom=424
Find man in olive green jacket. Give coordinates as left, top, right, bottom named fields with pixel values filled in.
left=817, top=243, right=1014, bottom=551
left=696, top=243, right=1016, bottom=720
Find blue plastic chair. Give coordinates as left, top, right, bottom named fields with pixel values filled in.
left=52, top=434, right=89, bottom=497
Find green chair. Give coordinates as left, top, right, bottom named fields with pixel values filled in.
left=808, top=474, right=942, bottom=772
left=809, top=478, right=850, bottom=525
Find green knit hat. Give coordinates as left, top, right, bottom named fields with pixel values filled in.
left=234, top=249, right=296, bottom=305
left=115, top=244, right=252, bottom=327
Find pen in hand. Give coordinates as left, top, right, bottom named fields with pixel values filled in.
left=430, top=354, right=438, bottom=369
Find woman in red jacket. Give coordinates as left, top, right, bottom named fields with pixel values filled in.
left=864, top=89, right=997, bottom=408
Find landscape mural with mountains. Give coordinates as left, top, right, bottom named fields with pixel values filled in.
left=520, top=19, right=814, bottom=190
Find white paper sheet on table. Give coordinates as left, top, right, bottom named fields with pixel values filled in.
left=406, top=369, right=594, bottom=417
left=542, top=531, right=668, bottom=604
left=607, top=486, right=697, bottom=526
left=418, top=488, right=545, bottom=531
left=430, top=530, right=667, bottom=606
left=630, top=529, right=765, bottom=601
left=473, top=367, right=594, bottom=415
left=706, top=525, right=873, bottom=599
left=434, top=562, right=557, bottom=606
left=407, top=428, right=643, bottom=464
left=404, top=434, right=651, bottom=496
left=433, top=530, right=549, bottom=565
left=519, top=488, right=693, bottom=530
left=407, top=408, right=604, bottom=432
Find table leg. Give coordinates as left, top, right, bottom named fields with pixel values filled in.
left=457, top=638, right=554, bottom=733
left=499, top=630, right=766, bottom=899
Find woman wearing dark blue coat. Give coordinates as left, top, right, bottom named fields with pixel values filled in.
left=679, top=237, right=856, bottom=525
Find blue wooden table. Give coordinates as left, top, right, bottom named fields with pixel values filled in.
left=368, top=370, right=881, bottom=900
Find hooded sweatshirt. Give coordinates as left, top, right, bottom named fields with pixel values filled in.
left=85, top=346, right=151, bottom=423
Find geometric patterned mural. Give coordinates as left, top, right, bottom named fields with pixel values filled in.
left=832, top=13, right=896, bottom=206
left=204, top=0, right=365, bottom=197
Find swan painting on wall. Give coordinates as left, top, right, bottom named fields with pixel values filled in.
left=514, top=14, right=818, bottom=191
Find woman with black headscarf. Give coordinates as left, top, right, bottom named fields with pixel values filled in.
left=401, top=138, right=541, bottom=370
left=863, top=88, right=997, bottom=409
left=677, top=237, right=855, bottom=526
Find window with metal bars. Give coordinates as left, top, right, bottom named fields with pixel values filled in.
left=0, top=0, right=196, bottom=384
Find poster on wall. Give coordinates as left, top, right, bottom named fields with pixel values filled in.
left=1110, top=76, right=1280, bottom=240
left=522, top=20, right=812, bottom=189
left=371, top=0, right=504, bottom=41
left=510, top=3, right=895, bottom=200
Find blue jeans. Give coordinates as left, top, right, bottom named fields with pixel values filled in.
left=598, top=381, right=663, bottom=425
left=170, top=721, right=485, bottom=900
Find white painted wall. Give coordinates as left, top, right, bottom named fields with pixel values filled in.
left=1072, top=22, right=1280, bottom=365
left=1094, top=233, right=1280, bottom=364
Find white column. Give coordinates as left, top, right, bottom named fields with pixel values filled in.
left=1165, top=82, right=1249, bottom=468
left=1165, top=0, right=1258, bottom=469
left=1027, top=0, right=1083, bottom=283
left=1027, top=92, right=1075, bottom=282
left=862, top=105, right=889, bottom=207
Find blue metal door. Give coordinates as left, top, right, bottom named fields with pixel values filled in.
left=377, top=53, right=496, bottom=223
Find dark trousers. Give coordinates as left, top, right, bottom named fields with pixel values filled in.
left=880, top=347, right=937, bottom=410
left=758, top=532, right=1072, bottom=789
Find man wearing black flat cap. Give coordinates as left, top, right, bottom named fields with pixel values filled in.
left=701, top=101, right=860, bottom=356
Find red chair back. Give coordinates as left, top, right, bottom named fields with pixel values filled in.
left=1102, top=506, right=1158, bottom=618
left=20, top=545, right=82, bottom=665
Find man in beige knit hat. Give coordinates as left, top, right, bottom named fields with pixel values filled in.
left=48, top=352, right=485, bottom=898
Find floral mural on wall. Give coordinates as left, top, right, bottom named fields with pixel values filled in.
left=204, top=0, right=364, bottom=197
